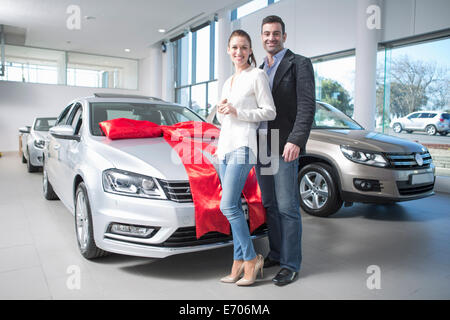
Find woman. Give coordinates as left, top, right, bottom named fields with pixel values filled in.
left=216, top=29, right=276, bottom=286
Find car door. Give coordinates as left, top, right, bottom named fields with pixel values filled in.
left=405, top=112, right=420, bottom=130
left=56, top=103, right=83, bottom=209
left=415, top=112, right=430, bottom=130
left=47, top=104, right=73, bottom=192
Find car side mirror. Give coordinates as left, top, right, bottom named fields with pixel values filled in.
left=19, top=126, right=31, bottom=134
left=49, top=125, right=80, bottom=142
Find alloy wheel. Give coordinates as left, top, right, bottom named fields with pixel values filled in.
left=76, top=191, right=89, bottom=251
left=300, top=171, right=329, bottom=210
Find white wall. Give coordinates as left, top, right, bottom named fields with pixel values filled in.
left=0, top=81, right=144, bottom=151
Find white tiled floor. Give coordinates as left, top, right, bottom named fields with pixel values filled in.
left=0, top=151, right=449, bottom=299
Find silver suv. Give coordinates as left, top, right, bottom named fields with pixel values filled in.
left=43, top=94, right=266, bottom=260
left=391, top=111, right=450, bottom=136
left=208, top=101, right=436, bottom=217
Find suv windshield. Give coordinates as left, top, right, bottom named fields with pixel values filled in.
left=313, top=102, right=363, bottom=130
left=34, top=118, right=57, bottom=131
left=89, top=102, right=205, bottom=136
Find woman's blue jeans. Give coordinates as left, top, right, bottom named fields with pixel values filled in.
left=219, top=146, right=257, bottom=261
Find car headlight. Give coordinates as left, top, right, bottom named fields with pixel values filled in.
left=102, top=169, right=167, bottom=200
left=34, top=139, right=45, bottom=149
left=340, top=146, right=388, bottom=167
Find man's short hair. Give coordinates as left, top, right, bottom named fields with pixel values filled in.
left=261, top=15, right=286, bottom=34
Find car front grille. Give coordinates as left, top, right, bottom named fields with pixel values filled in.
left=155, top=224, right=267, bottom=248
left=385, top=152, right=432, bottom=169
left=396, top=180, right=435, bottom=196
left=158, top=180, right=193, bottom=203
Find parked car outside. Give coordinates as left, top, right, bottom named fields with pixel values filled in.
left=19, top=117, right=57, bottom=172
left=391, top=111, right=450, bottom=136
left=208, top=101, right=436, bottom=217
left=43, top=93, right=266, bottom=260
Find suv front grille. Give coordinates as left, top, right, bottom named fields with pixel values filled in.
left=158, top=180, right=193, bottom=203
left=385, top=152, right=432, bottom=169
left=396, top=180, right=435, bottom=196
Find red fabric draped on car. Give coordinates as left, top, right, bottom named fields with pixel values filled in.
left=98, top=118, right=266, bottom=239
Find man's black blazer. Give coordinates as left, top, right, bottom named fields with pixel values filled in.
left=260, top=49, right=316, bottom=155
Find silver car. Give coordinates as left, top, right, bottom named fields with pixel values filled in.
left=19, top=117, right=57, bottom=172
left=391, top=111, right=450, bottom=136
left=43, top=93, right=266, bottom=260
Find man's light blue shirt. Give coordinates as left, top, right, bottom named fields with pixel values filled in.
left=259, top=48, right=288, bottom=131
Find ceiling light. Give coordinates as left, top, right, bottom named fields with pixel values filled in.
left=158, top=29, right=166, bottom=33
left=124, top=48, right=131, bottom=52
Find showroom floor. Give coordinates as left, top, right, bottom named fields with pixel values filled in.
left=1, top=151, right=449, bottom=300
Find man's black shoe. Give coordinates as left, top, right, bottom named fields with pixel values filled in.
left=272, top=268, right=298, bottom=286
left=263, top=256, right=280, bottom=268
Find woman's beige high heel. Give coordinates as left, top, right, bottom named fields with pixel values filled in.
left=236, top=254, right=264, bottom=286
left=220, top=262, right=245, bottom=283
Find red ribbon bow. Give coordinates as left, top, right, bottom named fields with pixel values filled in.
left=99, top=118, right=266, bottom=238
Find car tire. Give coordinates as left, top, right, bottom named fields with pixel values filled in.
left=393, top=123, right=402, bottom=133
left=426, top=125, right=437, bottom=136
left=298, top=163, right=343, bottom=217
left=22, top=153, right=27, bottom=163
left=75, top=182, right=109, bottom=260
left=43, top=163, right=59, bottom=200
left=438, top=131, right=448, bottom=136
left=26, top=149, right=39, bottom=172
left=406, top=130, right=413, bottom=134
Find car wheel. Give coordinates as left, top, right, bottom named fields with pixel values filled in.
left=438, top=131, right=448, bottom=136
left=426, top=125, right=437, bottom=136
left=43, top=163, right=59, bottom=200
left=406, top=130, right=413, bottom=134
left=393, top=123, right=402, bottom=133
left=22, top=153, right=27, bottom=163
left=298, top=163, right=343, bottom=217
left=75, top=182, right=109, bottom=259
left=26, top=149, right=39, bottom=172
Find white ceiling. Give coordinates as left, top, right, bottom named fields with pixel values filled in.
left=0, top=0, right=248, bottom=60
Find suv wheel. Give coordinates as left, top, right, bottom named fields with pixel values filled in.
left=298, top=163, right=343, bottom=217
left=393, top=123, right=402, bottom=133
left=43, top=163, right=59, bottom=200
left=426, top=125, right=437, bottom=135
left=75, top=182, right=109, bottom=259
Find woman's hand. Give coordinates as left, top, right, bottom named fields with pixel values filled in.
left=217, top=99, right=237, bottom=117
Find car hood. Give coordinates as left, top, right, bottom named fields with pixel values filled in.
left=91, top=137, right=218, bottom=181
left=308, top=129, right=428, bottom=153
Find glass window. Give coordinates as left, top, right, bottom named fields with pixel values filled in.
left=56, top=104, right=73, bottom=125
left=195, top=25, right=210, bottom=83
left=191, top=83, right=207, bottom=114
left=34, top=118, right=57, bottom=131
left=67, top=52, right=137, bottom=89
left=313, top=55, right=355, bottom=117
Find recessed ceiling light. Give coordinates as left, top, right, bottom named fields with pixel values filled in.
left=158, top=29, right=166, bottom=33
left=124, top=48, right=131, bottom=52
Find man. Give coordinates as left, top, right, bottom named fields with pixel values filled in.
left=256, top=15, right=316, bottom=286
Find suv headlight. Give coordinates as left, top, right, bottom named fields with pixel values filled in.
left=102, top=169, right=167, bottom=200
left=34, top=139, right=45, bottom=149
left=340, top=146, right=388, bottom=167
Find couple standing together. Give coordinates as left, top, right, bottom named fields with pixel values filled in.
left=215, top=15, right=316, bottom=286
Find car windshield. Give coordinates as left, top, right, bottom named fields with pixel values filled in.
left=34, top=118, right=57, bottom=131
left=313, top=102, right=363, bottom=130
left=89, top=102, right=205, bottom=136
